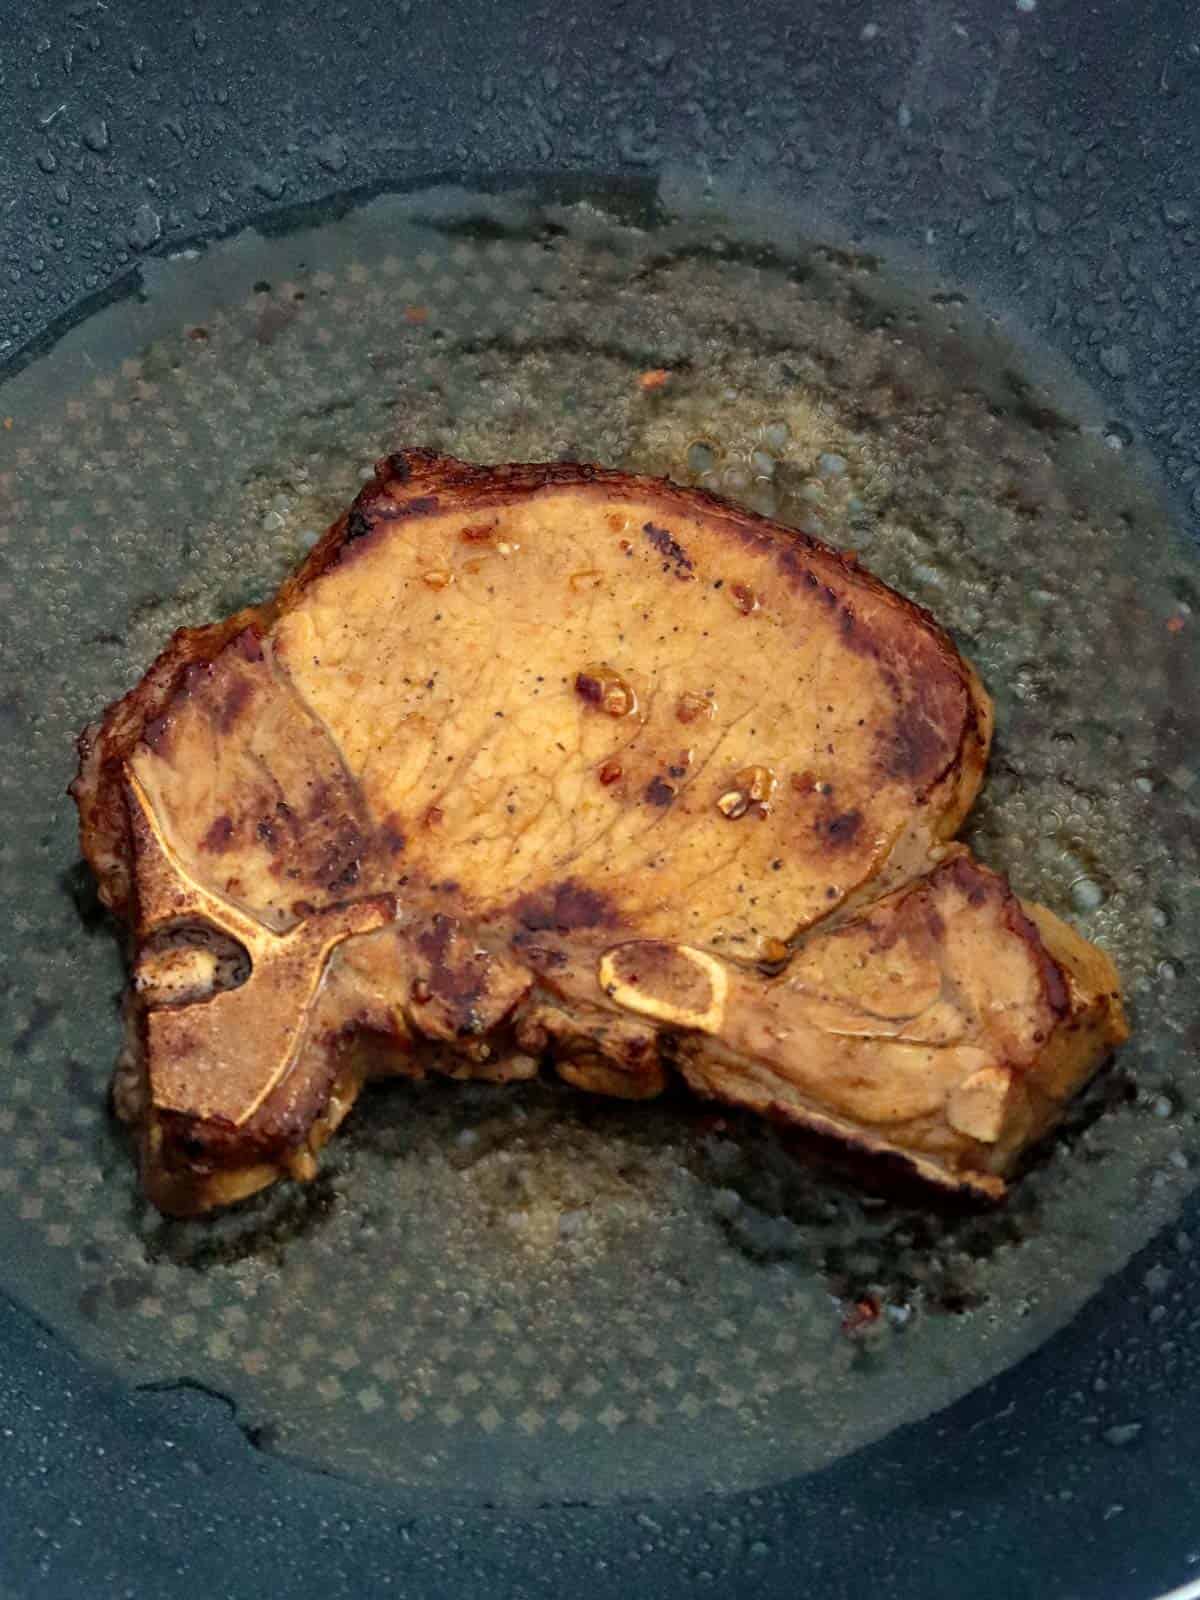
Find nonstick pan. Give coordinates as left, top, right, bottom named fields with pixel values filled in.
left=2, top=1, right=1199, bottom=1596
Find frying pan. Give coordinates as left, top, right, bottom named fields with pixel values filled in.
left=2, top=0, right=1199, bottom=1594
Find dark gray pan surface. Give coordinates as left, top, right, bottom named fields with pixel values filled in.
left=1, top=0, right=1198, bottom=1595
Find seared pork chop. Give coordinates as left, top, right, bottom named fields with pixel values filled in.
left=72, top=451, right=1127, bottom=1214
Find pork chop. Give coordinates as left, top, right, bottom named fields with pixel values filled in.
left=72, top=451, right=1128, bottom=1214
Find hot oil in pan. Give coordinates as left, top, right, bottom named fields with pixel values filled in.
left=0, top=188, right=1196, bottom=1503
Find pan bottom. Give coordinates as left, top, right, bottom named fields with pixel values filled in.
left=0, top=183, right=1195, bottom=1503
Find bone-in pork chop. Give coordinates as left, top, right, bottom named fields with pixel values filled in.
left=72, top=451, right=1128, bottom=1214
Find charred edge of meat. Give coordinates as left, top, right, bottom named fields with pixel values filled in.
left=343, top=507, right=372, bottom=544
left=337, top=449, right=977, bottom=653
left=325, top=495, right=443, bottom=570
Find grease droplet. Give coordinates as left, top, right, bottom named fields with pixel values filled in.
left=127, top=205, right=162, bottom=252
left=1070, top=876, right=1105, bottom=912
left=80, top=113, right=110, bottom=152
left=315, top=135, right=348, bottom=174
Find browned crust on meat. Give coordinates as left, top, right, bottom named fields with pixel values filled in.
left=306, top=453, right=988, bottom=746
left=72, top=449, right=990, bottom=920
left=70, top=449, right=1125, bottom=1215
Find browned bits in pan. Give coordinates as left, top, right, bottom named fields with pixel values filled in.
left=575, top=665, right=638, bottom=719
left=718, top=765, right=777, bottom=820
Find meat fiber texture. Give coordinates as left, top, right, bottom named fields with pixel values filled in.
left=72, top=451, right=1128, bottom=1214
